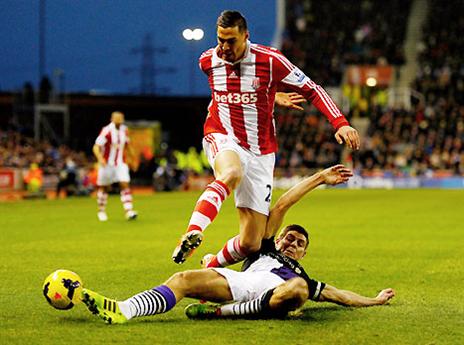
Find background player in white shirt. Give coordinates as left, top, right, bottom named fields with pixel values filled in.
left=172, top=10, right=361, bottom=265
left=81, top=165, right=395, bottom=324
left=93, top=111, right=137, bottom=221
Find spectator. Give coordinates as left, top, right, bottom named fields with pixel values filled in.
left=23, top=163, right=43, bottom=194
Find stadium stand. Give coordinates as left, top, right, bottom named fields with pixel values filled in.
left=282, top=0, right=411, bottom=86
left=0, top=127, right=211, bottom=195
left=276, top=0, right=463, bottom=178
left=1, top=0, right=462, bottom=197
left=0, top=129, right=94, bottom=196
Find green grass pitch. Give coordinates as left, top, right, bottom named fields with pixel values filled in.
left=0, top=189, right=463, bottom=344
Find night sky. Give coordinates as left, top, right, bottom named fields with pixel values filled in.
left=0, top=0, right=276, bottom=96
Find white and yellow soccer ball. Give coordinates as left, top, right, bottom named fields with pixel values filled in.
left=43, top=269, right=83, bottom=310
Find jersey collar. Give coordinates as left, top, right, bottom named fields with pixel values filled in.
left=109, top=122, right=124, bottom=130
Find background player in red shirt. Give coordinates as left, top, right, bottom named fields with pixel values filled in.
left=93, top=111, right=137, bottom=221
left=172, top=10, right=360, bottom=265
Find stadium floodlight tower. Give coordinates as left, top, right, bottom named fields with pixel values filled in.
left=182, top=28, right=204, bottom=96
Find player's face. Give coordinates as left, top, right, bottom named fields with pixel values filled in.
left=111, top=112, right=125, bottom=127
left=277, top=231, right=307, bottom=260
left=216, top=26, right=248, bottom=63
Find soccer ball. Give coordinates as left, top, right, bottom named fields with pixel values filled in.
left=43, top=269, right=83, bottom=310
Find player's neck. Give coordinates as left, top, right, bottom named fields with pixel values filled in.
left=234, top=49, right=246, bottom=62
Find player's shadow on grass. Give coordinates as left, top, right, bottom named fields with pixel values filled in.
left=58, top=315, right=91, bottom=323
left=60, top=305, right=397, bottom=325
left=297, top=303, right=397, bottom=322
left=297, top=305, right=352, bottom=322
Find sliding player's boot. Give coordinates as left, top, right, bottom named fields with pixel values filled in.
left=81, top=288, right=127, bottom=324
left=185, top=303, right=221, bottom=319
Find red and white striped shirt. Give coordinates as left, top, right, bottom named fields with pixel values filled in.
left=199, top=41, right=350, bottom=155
left=95, top=122, right=130, bottom=166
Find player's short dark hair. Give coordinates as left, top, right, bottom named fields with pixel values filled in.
left=217, top=10, right=248, bottom=32
left=278, top=224, right=310, bottom=249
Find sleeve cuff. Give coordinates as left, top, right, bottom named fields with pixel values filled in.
left=331, top=117, right=350, bottom=130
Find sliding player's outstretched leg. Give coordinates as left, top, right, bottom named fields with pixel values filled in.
left=82, top=284, right=177, bottom=324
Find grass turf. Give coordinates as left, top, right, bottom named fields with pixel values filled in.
left=0, top=189, right=463, bottom=344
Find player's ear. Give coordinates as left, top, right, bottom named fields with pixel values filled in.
left=245, top=30, right=249, bottom=40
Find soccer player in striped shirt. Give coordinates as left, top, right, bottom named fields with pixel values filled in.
left=80, top=165, right=394, bottom=324
left=172, top=10, right=361, bottom=265
left=93, top=111, right=137, bottom=221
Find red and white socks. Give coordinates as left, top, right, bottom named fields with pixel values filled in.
left=97, top=188, right=136, bottom=221
left=97, top=189, right=108, bottom=212
left=120, top=188, right=134, bottom=213
left=186, top=180, right=230, bottom=233
left=205, top=235, right=247, bottom=268
left=96, top=189, right=109, bottom=221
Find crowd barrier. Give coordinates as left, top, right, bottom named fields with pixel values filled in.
left=0, top=168, right=22, bottom=191
left=345, top=176, right=464, bottom=189
left=274, top=175, right=464, bottom=190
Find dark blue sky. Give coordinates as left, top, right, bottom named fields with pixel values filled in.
left=0, top=0, right=276, bottom=96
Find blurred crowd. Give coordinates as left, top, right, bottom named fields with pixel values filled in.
left=0, top=129, right=95, bottom=195
left=275, top=0, right=464, bottom=177
left=414, top=0, right=464, bottom=120
left=0, top=128, right=212, bottom=195
left=0, top=130, right=89, bottom=174
left=354, top=106, right=463, bottom=176
left=282, top=0, right=410, bottom=86
left=1, top=0, right=463, bottom=195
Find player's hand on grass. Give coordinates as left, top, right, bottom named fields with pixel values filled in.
left=320, top=164, right=353, bottom=185
left=375, top=288, right=395, bottom=304
left=335, top=125, right=360, bottom=150
left=275, top=92, right=306, bottom=111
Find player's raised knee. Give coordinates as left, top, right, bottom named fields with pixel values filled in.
left=219, top=167, right=242, bottom=189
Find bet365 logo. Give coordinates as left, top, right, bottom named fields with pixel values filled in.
left=214, top=92, right=258, bottom=104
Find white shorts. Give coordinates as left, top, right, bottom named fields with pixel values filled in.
left=97, top=164, right=130, bottom=186
left=203, top=133, right=275, bottom=215
left=212, top=268, right=284, bottom=302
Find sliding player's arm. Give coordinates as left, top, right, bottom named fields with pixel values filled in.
left=264, top=165, right=353, bottom=238
left=318, top=284, right=395, bottom=307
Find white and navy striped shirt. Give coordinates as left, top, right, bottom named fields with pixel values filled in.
left=242, top=238, right=325, bottom=301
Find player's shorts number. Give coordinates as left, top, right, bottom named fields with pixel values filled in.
left=265, top=184, right=272, bottom=202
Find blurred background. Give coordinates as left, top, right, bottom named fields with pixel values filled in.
left=0, top=0, right=463, bottom=200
